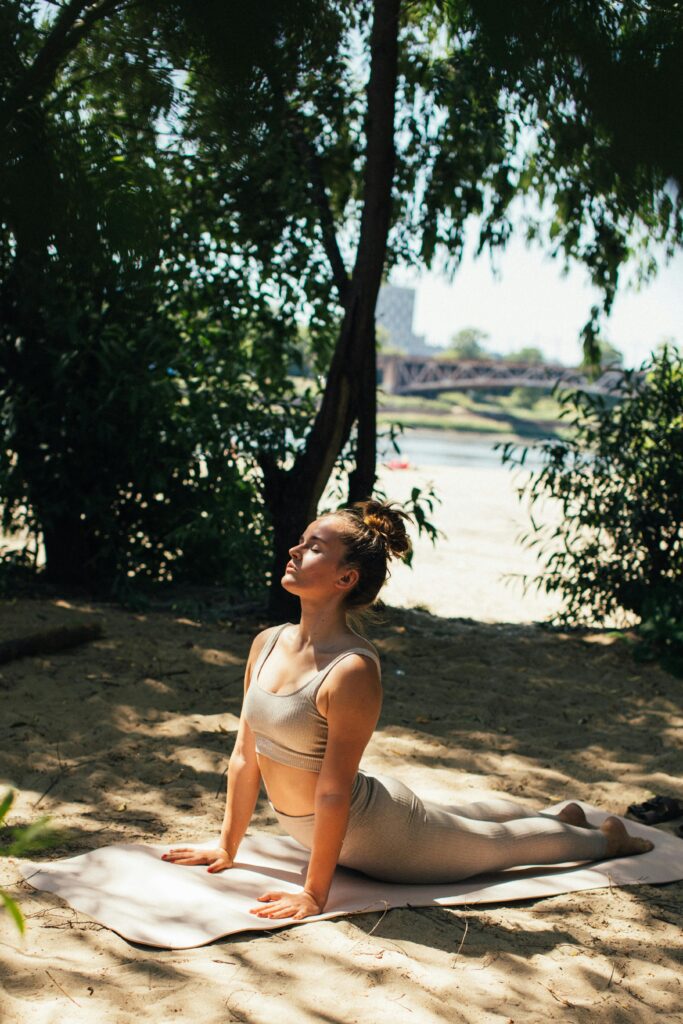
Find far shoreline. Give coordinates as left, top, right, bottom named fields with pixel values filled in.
left=380, top=424, right=552, bottom=448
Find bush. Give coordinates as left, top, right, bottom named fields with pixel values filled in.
left=508, top=385, right=542, bottom=409
left=496, top=343, right=683, bottom=673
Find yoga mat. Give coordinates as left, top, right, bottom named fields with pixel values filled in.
left=19, top=802, right=683, bottom=949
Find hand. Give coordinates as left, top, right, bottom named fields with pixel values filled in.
left=249, top=889, right=323, bottom=921
left=161, top=846, right=234, bottom=873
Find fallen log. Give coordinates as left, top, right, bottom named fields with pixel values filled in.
left=0, top=621, right=104, bottom=665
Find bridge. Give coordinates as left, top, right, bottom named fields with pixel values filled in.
left=377, top=355, right=636, bottom=396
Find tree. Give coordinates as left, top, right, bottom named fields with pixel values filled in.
left=0, top=2, right=282, bottom=594
left=497, top=344, right=683, bottom=673
left=0, top=0, right=127, bottom=138
left=442, top=327, right=491, bottom=360
left=2, top=0, right=682, bottom=617
left=157, top=0, right=403, bottom=616
left=579, top=339, right=624, bottom=380
left=466, top=0, right=683, bottom=356
left=174, top=0, right=682, bottom=614
left=504, top=346, right=546, bottom=365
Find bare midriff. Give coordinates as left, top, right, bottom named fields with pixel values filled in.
left=257, top=753, right=320, bottom=816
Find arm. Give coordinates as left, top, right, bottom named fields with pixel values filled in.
left=163, top=629, right=270, bottom=872
left=303, top=658, right=381, bottom=908
left=251, top=655, right=382, bottom=917
left=218, top=707, right=262, bottom=860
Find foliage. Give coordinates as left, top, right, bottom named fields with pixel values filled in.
left=466, top=0, right=683, bottom=361
left=507, top=385, right=544, bottom=409
left=579, top=338, right=624, bottom=378
left=441, top=327, right=491, bottom=360
left=496, top=343, right=683, bottom=672
left=0, top=789, right=56, bottom=935
left=634, top=587, right=683, bottom=677
left=2, top=1, right=683, bottom=608
left=505, top=347, right=546, bottom=365
left=323, top=421, right=445, bottom=562
left=0, top=1, right=318, bottom=596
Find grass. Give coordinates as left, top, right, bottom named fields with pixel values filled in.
left=378, top=412, right=508, bottom=434
left=289, top=374, right=568, bottom=440
left=379, top=388, right=567, bottom=439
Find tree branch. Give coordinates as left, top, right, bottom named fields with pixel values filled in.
left=292, top=0, right=400, bottom=506
left=1, top=0, right=127, bottom=136
left=288, top=115, right=350, bottom=307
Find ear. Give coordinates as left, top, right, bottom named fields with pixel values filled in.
left=335, top=566, right=359, bottom=593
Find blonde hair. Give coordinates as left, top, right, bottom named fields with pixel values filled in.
left=325, top=499, right=413, bottom=613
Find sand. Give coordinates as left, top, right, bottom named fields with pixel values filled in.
left=1, top=450, right=682, bottom=1022
left=373, top=462, right=567, bottom=624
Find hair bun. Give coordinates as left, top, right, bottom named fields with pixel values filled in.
left=358, top=499, right=413, bottom=561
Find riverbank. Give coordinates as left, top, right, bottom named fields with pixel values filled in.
left=372, top=459, right=566, bottom=624
left=378, top=387, right=568, bottom=440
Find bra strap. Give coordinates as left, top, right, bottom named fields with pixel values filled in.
left=310, top=648, right=381, bottom=700
left=251, top=622, right=289, bottom=682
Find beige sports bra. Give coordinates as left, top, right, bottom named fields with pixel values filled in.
left=242, top=622, right=381, bottom=773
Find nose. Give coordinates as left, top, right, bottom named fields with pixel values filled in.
left=288, top=541, right=302, bottom=558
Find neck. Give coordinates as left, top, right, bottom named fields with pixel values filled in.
left=293, top=598, right=350, bottom=648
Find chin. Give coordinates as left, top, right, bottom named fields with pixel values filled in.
left=280, top=573, right=300, bottom=593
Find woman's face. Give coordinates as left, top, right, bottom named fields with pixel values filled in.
left=281, top=516, right=358, bottom=600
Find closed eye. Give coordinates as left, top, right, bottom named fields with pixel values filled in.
left=299, top=535, right=320, bottom=551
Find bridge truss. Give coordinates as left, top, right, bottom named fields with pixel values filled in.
left=377, top=355, right=636, bottom=396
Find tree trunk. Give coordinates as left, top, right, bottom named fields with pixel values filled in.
left=0, top=621, right=104, bottom=665
left=264, top=0, right=400, bottom=618
left=348, top=318, right=378, bottom=504
left=42, top=515, right=101, bottom=586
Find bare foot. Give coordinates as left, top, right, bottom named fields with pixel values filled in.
left=600, top=816, right=654, bottom=858
left=556, top=802, right=592, bottom=828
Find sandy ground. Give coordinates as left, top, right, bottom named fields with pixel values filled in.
left=1, top=586, right=682, bottom=1023
left=0, top=440, right=680, bottom=1022
left=373, top=462, right=568, bottom=624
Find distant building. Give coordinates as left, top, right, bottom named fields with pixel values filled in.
left=375, top=284, right=436, bottom=355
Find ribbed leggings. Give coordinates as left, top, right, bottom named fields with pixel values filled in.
left=270, top=771, right=608, bottom=884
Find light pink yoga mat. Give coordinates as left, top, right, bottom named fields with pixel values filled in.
left=19, top=803, right=683, bottom=949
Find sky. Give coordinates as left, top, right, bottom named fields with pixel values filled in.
left=390, top=231, right=683, bottom=369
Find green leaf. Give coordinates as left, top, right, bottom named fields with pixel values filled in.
left=0, top=790, right=14, bottom=825
left=1, top=892, right=25, bottom=936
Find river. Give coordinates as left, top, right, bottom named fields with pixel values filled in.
left=377, top=428, right=550, bottom=471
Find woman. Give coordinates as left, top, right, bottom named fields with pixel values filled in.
left=162, top=500, right=653, bottom=920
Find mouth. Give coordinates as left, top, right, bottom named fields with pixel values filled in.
left=285, top=562, right=297, bottom=573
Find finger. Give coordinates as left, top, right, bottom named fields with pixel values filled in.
left=270, top=907, right=296, bottom=919
left=253, top=905, right=294, bottom=921
left=250, top=902, right=285, bottom=916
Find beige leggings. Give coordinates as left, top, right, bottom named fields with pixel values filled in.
left=271, top=771, right=608, bottom=884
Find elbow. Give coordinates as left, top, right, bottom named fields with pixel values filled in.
left=315, top=787, right=352, bottom=808
left=229, top=750, right=259, bottom=777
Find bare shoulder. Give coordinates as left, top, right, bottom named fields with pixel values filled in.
left=324, top=649, right=382, bottom=704
left=346, top=628, right=381, bottom=662
left=243, top=624, right=284, bottom=691
left=248, top=623, right=282, bottom=659
left=321, top=652, right=382, bottom=732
